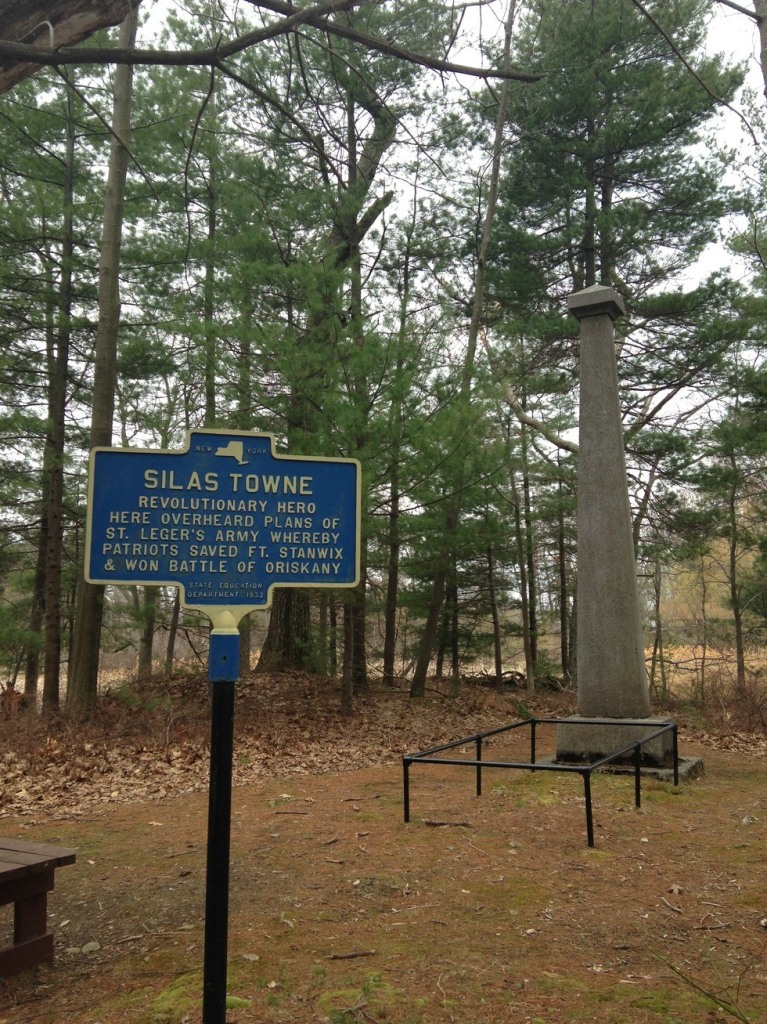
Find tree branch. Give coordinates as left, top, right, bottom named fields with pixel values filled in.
left=0, top=0, right=359, bottom=68
left=478, top=318, right=580, bottom=455
left=0, top=0, right=543, bottom=83
left=251, top=0, right=544, bottom=81
left=504, top=388, right=579, bottom=455
left=713, top=0, right=760, bottom=21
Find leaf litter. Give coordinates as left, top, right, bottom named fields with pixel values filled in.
left=0, top=672, right=766, bottom=1023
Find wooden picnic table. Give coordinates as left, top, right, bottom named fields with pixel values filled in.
left=0, top=838, right=76, bottom=976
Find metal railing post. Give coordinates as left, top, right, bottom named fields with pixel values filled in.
left=530, top=719, right=537, bottom=771
left=583, top=771, right=594, bottom=848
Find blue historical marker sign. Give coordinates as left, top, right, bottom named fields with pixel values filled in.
left=85, top=429, right=361, bottom=623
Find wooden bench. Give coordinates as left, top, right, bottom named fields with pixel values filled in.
left=0, top=838, right=76, bottom=976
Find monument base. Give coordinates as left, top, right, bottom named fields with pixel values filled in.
left=616, top=756, right=705, bottom=783
left=555, top=715, right=676, bottom=768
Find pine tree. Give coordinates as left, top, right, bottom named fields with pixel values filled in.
left=479, top=0, right=746, bottom=682
left=68, top=7, right=140, bottom=712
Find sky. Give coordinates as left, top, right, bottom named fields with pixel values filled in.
left=696, top=3, right=764, bottom=286
left=710, top=1, right=763, bottom=85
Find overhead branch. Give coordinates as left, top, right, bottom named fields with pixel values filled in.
left=0, top=0, right=543, bottom=84
left=0, top=0, right=359, bottom=71
left=250, top=0, right=543, bottom=81
left=714, top=0, right=760, bottom=20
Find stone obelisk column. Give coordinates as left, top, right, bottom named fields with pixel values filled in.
left=571, top=285, right=650, bottom=716
left=556, top=285, right=671, bottom=765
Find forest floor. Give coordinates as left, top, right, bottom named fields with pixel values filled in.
left=1, top=671, right=766, bottom=1024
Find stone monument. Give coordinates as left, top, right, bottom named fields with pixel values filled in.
left=556, top=284, right=674, bottom=767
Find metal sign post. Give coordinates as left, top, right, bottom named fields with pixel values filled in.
left=203, top=630, right=239, bottom=1024
left=84, top=429, right=361, bottom=1024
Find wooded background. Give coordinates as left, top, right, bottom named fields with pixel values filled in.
left=2, top=0, right=766, bottom=715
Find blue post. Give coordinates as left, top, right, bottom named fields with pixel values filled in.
left=203, top=630, right=240, bottom=1024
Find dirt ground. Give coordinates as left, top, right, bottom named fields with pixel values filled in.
left=0, top=673, right=766, bottom=1023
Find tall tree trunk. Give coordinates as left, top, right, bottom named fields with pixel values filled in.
left=435, top=617, right=446, bottom=680
left=328, top=597, right=338, bottom=678
left=67, top=7, right=138, bottom=712
left=341, top=600, right=354, bottom=716
left=203, top=111, right=218, bottom=428
left=236, top=321, right=253, bottom=677
left=24, top=266, right=57, bottom=704
left=40, top=75, right=77, bottom=712
left=583, top=115, right=597, bottom=287
left=410, top=0, right=518, bottom=696
left=165, top=589, right=181, bottom=676
left=23, top=518, right=46, bottom=704
left=698, top=556, right=709, bottom=704
left=599, top=160, right=615, bottom=284
left=348, top=93, right=369, bottom=693
left=382, top=458, right=401, bottom=687
left=556, top=471, right=571, bottom=680
left=520, top=420, right=538, bottom=668
left=317, top=593, right=329, bottom=676
left=727, top=452, right=747, bottom=691
left=510, top=470, right=536, bottom=692
left=382, top=223, right=413, bottom=687
left=410, top=519, right=449, bottom=696
left=568, top=591, right=578, bottom=688
left=352, top=543, right=368, bottom=689
left=137, top=586, right=157, bottom=682
left=488, top=544, right=504, bottom=691
left=256, top=590, right=312, bottom=672
left=238, top=614, right=251, bottom=677
left=649, top=556, right=667, bottom=700
left=448, top=571, right=460, bottom=693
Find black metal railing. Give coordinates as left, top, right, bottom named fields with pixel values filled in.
left=403, top=717, right=679, bottom=847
